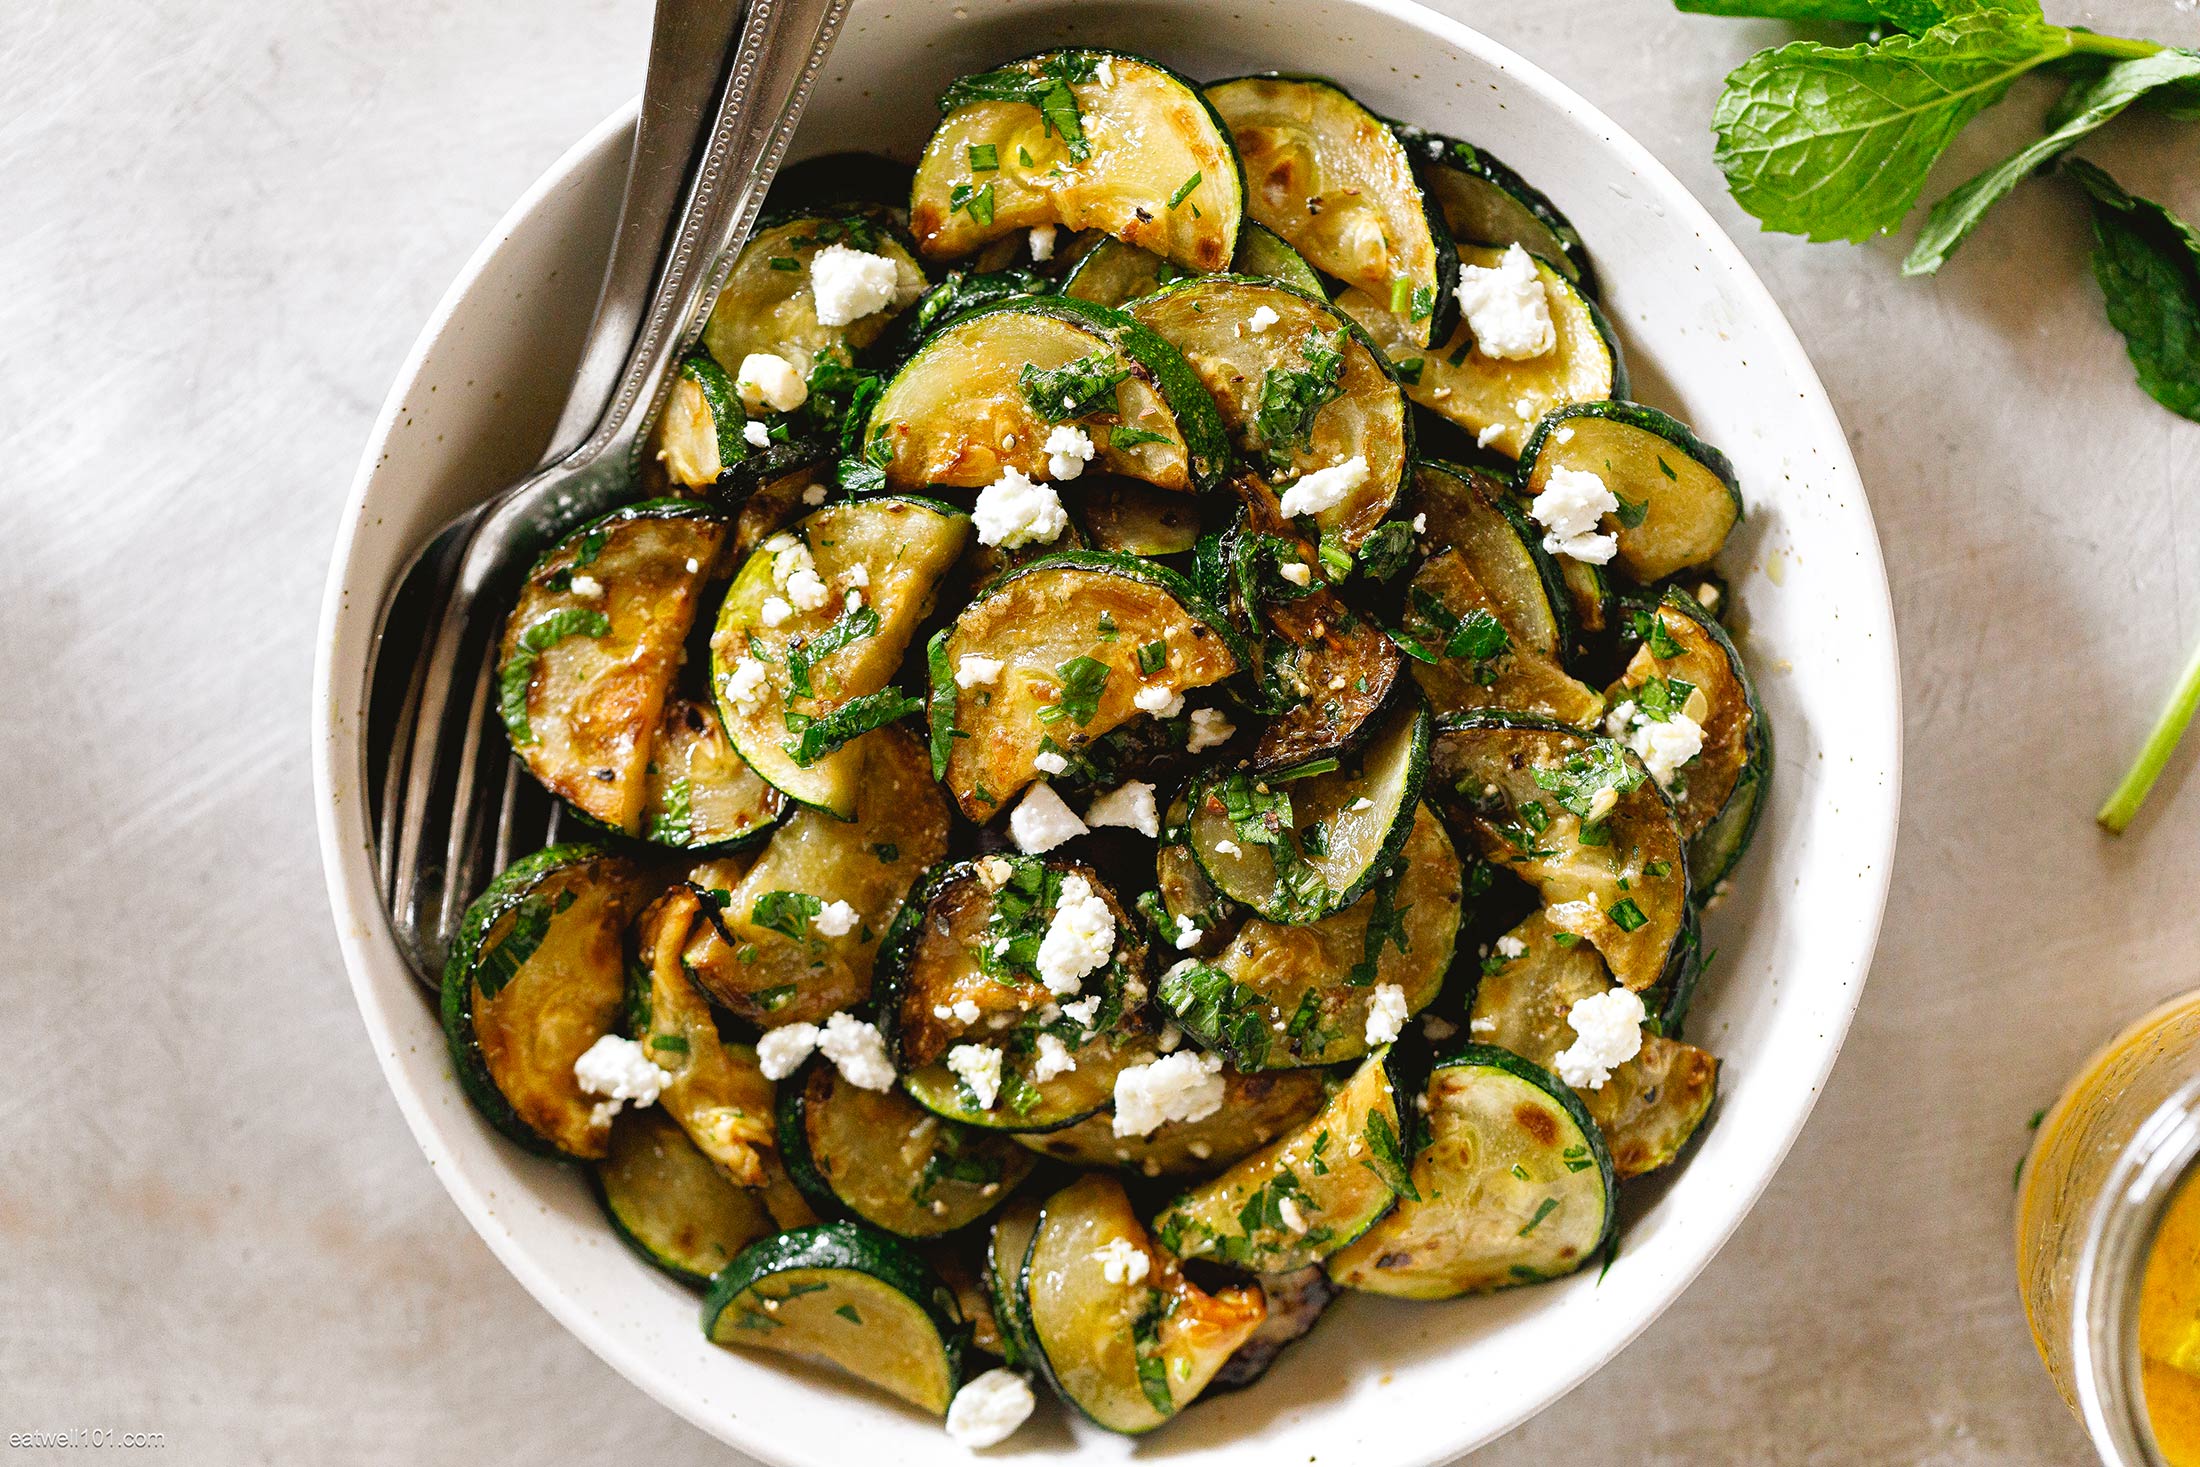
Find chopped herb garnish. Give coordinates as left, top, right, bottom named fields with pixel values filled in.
left=1136, top=639, right=1168, bottom=675
left=649, top=1034, right=691, bottom=1054
left=937, top=53, right=1102, bottom=163
left=1019, top=351, right=1131, bottom=423
left=751, top=890, right=822, bottom=942
left=475, top=891, right=557, bottom=996
left=967, top=142, right=999, bottom=171
left=1253, top=331, right=1347, bottom=469
left=1359, top=1110, right=1421, bottom=1201
left=1159, top=960, right=1272, bottom=1069
left=1036, top=655, right=1110, bottom=726
left=947, top=180, right=997, bottom=226
left=769, top=256, right=801, bottom=271
left=1518, top=1196, right=1560, bottom=1236
left=1608, top=897, right=1649, bottom=932
left=646, top=776, right=693, bottom=846
left=781, top=686, right=924, bottom=767
left=499, top=608, right=611, bottom=745
left=1108, top=424, right=1172, bottom=449
left=1167, top=170, right=1202, bottom=209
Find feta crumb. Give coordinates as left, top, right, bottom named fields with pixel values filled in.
left=1009, top=781, right=1088, bottom=854
left=1094, top=1237, right=1151, bottom=1286
left=735, top=352, right=809, bottom=412
left=1133, top=683, right=1185, bottom=719
left=1278, top=455, right=1369, bottom=519
left=685, top=558, right=701, bottom=573
left=760, top=595, right=794, bottom=628
left=1043, top=423, right=1096, bottom=481
left=818, top=1012, right=895, bottom=1091
left=1556, top=426, right=1576, bottom=445
left=573, top=1035, right=671, bottom=1123
left=743, top=419, right=771, bottom=449
left=568, top=574, right=604, bottom=599
left=1695, top=580, right=1722, bottom=612
left=844, top=588, right=864, bottom=613
left=1412, top=513, right=1427, bottom=533
left=1604, top=700, right=1639, bottom=740
left=1036, top=872, right=1116, bottom=996
left=1213, top=838, right=1242, bottom=858
left=1112, top=1050, right=1226, bottom=1137
left=808, top=243, right=904, bottom=328
left=1629, top=711, right=1705, bottom=789
left=1157, top=1022, right=1182, bottom=1053
left=1084, top=780, right=1160, bottom=838
left=783, top=566, right=830, bottom=612
left=977, top=855, right=1013, bottom=889
left=1349, top=797, right=1375, bottom=812
left=1095, top=56, right=1115, bottom=85
left=1277, top=1196, right=1309, bottom=1234
left=1530, top=466, right=1620, bottom=564
left=1186, top=707, right=1236, bottom=752
left=1170, top=913, right=1203, bottom=950
left=956, top=654, right=1005, bottom=689
left=947, top=1043, right=1004, bottom=1109
left=1278, top=560, right=1312, bottom=587
left=945, top=1368, right=1035, bottom=1450
left=1469, top=1014, right=1498, bottom=1035
left=1028, top=223, right=1058, bottom=262
left=1421, top=1013, right=1458, bottom=1041
left=845, top=563, right=869, bottom=589
left=801, top=482, right=828, bottom=505
left=768, top=534, right=816, bottom=588
left=1060, top=994, right=1103, bottom=1030
left=1553, top=987, right=1646, bottom=1090
left=1247, top=303, right=1281, bottom=334
left=1475, top=423, right=1507, bottom=449
left=1364, top=983, right=1409, bottom=1046
left=1032, top=1032, right=1078, bottom=1083
left=973, top=466, right=1069, bottom=549
left=1034, top=750, right=1070, bottom=777
left=1495, top=934, right=1527, bottom=960
left=1453, top=243, right=1555, bottom=360
left=755, top=1022, right=820, bottom=1081
left=1585, top=783, right=1619, bottom=823
left=724, top=655, right=770, bottom=709
left=812, top=899, right=860, bottom=938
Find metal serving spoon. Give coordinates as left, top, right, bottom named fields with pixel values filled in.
left=363, top=0, right=852, bottom=988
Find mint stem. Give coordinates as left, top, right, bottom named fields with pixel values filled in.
left=2099, top=631, right=2200, bottom=833
left=2064, top=30, right=2164, bottom=63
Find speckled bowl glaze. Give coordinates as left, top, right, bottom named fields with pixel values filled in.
left=313, top=1, right=1901, bottom=1461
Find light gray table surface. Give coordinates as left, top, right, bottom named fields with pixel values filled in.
left=6, top=0, right=2197, bottom=1460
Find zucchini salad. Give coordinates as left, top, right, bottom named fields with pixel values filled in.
left=445, top=49, right=1768, bottom=1449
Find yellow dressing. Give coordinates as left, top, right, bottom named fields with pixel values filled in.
left=2144, top=1170, right=2200, bottom=1463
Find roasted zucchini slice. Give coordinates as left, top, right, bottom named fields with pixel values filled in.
left=1162, top=803, right=1462, bottom=1068
left=1428, top=713, right=1689, bottom=991
left=710, top=495, right=969, bottom=818
left=1610, top=588, right=1770, bottom=891
left=1186, top=694, right=1430, bottom=923
left=682, top=725, right=950, bottom=1027
left=698, top=210, right=927, bottom=382
left=930, top=553, right=1243, bottom=822
left=1407, top=460, right=1572, bottom=660
left=1021, top=1173, right=1266, bottom=1434
left=986, top=1196, right=1045, bottom=1369
left=441, top=845, right=656, bottom=1160
left=1073, top=477, right=1204, bottom=558
left=776, top=1060, right=1035, bottom=1237
left=702, top=1222, right=968, bottom=1414
left=873, top=265, right=1052, bottom=362
left=1127, top=278, right=1408, bottom=550
left=1392, top=125, right=1596, bottom=294
left=635, top=888, right=780, bottom=1186
left=1325, top=1046, right=1615, bottom=1297
left=1206, top=75, right=1457, bottom=348
left=1060, top=223, right=1325, bottom=307
left=1209, top=1266, right=1336, bottom=1392
left=1337, top=246, right=1622, bottom=459
left=1470, top=910, right=1718, bottom=1179
left=1150, top=1047, right=1406, bottom=1273
left=879, top=856, right=1158, bottom=1132
left=1520, top=402, right=1743, bottom=583
left=1396, top=549, right=1604, bottom=727
left=865, top=296, right=1229, bottom=495
left=1011, top=1066, right=1326, bottom=1176
left=654, top=352, right=753, bottom=492
left=911, top=50, right=1244, bottom=272
left=595, top=1106, right=778, bottom=1286
left=638, top=699, right=784, bottom=851
left=499, top=501, right=729, bottom=835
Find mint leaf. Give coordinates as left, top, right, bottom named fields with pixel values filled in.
left=1711, top=13, right=2074, bottom=243
left=499, top=607, right=611, bottom=746
left=2066, top=160, right=2200, bottom=422
left=781, top=686, right=924, bottom=766
left=1254, top=331, right=1347, bottom=469
left=1905, top=49, right=2200, bottom=275
left=751, top=890, right=822, bottom=941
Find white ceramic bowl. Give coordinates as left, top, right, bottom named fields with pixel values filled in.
left=313, top=1, right=1901, bottom=1460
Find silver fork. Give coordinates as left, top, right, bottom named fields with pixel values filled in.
left=363, top=0, right=852, bottom=988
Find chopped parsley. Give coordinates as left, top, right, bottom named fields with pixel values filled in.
left=1253, top=331, right=1347, bottom=469
left=1036, top=655, right=1110, bottom=727
left=750, top=890, right=822, bottom=942
left=499, top=608, right=611, bottom=745
left=1019, top=351, right=1132, bottom=423
left=781, top=686, right=924, bottom=767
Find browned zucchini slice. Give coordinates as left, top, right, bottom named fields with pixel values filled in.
left=635, top=888, right=780, bottom=1187
left=640, top=699, right=784, bottom=851
left=1397, top=548, right=1603, bottom=727
left=1407, top=459, right=1572, bottom=659
left=1010, top=1066, right=1326, bottom=1176
left=1519, top=402, right=1743, bottom=582
left=595, top=1106, right=777, bottom=1285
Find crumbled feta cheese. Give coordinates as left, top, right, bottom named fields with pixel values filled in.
left=845, top=563, right=869, bottom=589
left=1475, top=423, right=1507, bottom=449
left=1213, top=838, right=1242, bottom=858
left=808, top=243, right=904, bottom=327
left=1133, top=683, right=1185, bottom=719
left=1112, top=1050, right=1226, bottom=1137
left=1043, top=424, right=1096, bottom=481
left=1694, top=580, right=1722, bottom=612
left=1036, top=873, right=1116, bottom=996
left=1553, top=987, right=1646, bottom=1089
left=724, top=655, right=771, bottom=709
left=1453, top=243, right=1555, bottom=360
left=1186, top=707, right=1236, bottom=752
left=956, top=654, right=1005, bottom=689
left=1585, top=783, right=1620, bottom=823
left=1032, top=1032, right=1078, bottom=1083
left=1421, top=1013, right=1458, bottom=1041
left=573, top=1035, right=671, bottom=1123
left=1629, top=711, right=1705, bottom=788
left=1277, top=1196, right=1308, bottom=1234
left=1171, top=913, right=1203, bottom=950
left=1349, top=797, right=1375, bottom=812
left=947, top=1043, right=1004, bottom=1109
left=783, top=566, right=830, bottom=612
left=973, top=466, right=1069, bottom=549
left=1364, top=983, right=1409, bottom=1045
left=1060, top=994, right=1103, bottom=1030
left=1095, top=56, right=1115, bottom=85
left=743, top=419, right=771, bottom=449
left=1412, top=513, right=1427, bottom=533
left=844, top=588, right=864, bottom=614
left=1028, top=223, right=1058, bottom=262
left=1530, top=466, right=1619, bottom=564
left=568, top=574, right=604, bottom=599
left=760, top=595, right=794, bottom=628
left=1083, top=780, right=1159, bottom=838
left=1278, top=560, right=1312, bottom=587
left=944, top=1368, right=1036, bottom=1449
left=755, top=1022, right=820, bottom=1081
left=1009, top=781, right=1087, bottom=854
left=1033, top=750, right=1070, bottom=777
left=812, top=899, right=860, bottom=938
left=1093, top=1237, right=1151, bottom=1286
left=818, top=1012, right=895, bottom=1091
left=1247, top=303, right=1281, bottom=334
left=801, top=481, right=828, bottom=505
left=1278, top=455, right=1369, bottom=519
left=736, top=352, right=809, bottom=412
left=977, top=855, right=1014, bottom=889
left=1495, top=934, right=1527, bottom=960
left=1604, top=700, right=1639, bottom=740
left=1469, top=1014, right=1498, bottom=1035
left=768, top=533, right=815, bottom=586
left=1156, top=1022, right=1183, bottom=1053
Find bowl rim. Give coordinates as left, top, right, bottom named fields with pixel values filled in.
left=311, top=2, right=1902, bottom=1459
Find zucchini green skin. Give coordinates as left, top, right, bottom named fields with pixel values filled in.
left=1438, top=1045, right=1617, bottom=1256
left=594, top=1106, right=776, bottom=1286
left=1389, top=124, right=1598, bottom=297
left=510, top=496, right=732, bottom=595
left=984, top=1197, right=1045, bottom=1370
left=439, top=844, right=621, bottom=1161
left=1414, top=459, right=1577, bottom=662
left=680, top=353, right=751, bottom=476
left=1059, top=224, right=1326, bottom=309
left=771, top=1065, right=839, bottom=1217
left=1233, top=222, right=1327, bottom=299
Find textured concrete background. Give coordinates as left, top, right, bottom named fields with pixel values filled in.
left=5, top=0, right=2198, bottom=1460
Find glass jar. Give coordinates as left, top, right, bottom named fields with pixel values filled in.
left=2017, top=991, right=2200, bottom=1466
